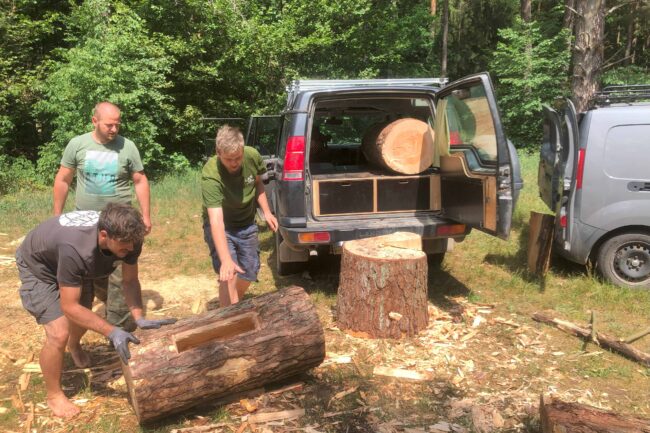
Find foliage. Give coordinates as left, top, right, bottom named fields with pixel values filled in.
left=34, top=0, right=175, bottom=179
left=602, top=65, right=650, bottom=86
left=491, top=15, right=571, bottom=148
left=0, top=155, right=41, bottom=195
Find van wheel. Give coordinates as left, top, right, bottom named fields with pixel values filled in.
left=596, top=233, right=650, bottom=289
left=427, top=252, right=445, bottom=268
left=275, top=231, right=304, bottom=276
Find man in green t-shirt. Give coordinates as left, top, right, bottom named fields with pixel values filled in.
left=202, top=125, right=278, bottom=307
left=52, top=102, right=151, bottom=330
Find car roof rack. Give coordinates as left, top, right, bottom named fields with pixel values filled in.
left=287, top=78, right=449, bottom=93
left=593, top=84, right=650, bottom=105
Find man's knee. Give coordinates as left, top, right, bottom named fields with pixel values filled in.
left=44, top=319, right=70, bottom=349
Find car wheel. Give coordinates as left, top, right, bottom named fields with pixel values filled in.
left=427, top=252, right=445, bottom=268
left=275, top=230, right=304, bottom=276
left=596, top=232, right=650, bottom=289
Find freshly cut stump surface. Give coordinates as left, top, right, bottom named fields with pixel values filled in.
left=336, top=232, right=428, bottom=339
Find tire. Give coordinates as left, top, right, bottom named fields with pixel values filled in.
left=596, top=232, right=650, bottom=289
left=275, top=230, right=304, bottom=276
left=427, top=252, right=445, bottom=268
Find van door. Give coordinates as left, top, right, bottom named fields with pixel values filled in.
left=246, top=115, right=282, bottom=213
left=436, top=72, right=515, bottom=239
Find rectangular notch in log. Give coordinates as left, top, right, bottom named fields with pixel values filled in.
left=173, top=312, right=260, bottom=353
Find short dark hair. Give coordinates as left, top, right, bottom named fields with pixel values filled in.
left=98, top=203, right=146, bottom=244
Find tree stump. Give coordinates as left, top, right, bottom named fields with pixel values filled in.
left=122, top=286, right=325, bottom=423
left=540, top=394, right=650, bottom=432
left=362, top=118, right=435, bottom=174
left=336, top=232, right=428, bottom=339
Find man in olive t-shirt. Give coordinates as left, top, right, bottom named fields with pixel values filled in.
left=201, top=125, right=278, bottom=307
left=52, top=102, right=151, bottom=330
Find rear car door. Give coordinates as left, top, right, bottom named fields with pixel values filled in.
left=436, top=72, right=516, bottom=239
left=246, top=115, right=283, bottom=214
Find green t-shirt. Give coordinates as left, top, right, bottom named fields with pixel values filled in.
left=61, top=132, right=144, bottom=211
left=201, top=146, right=266, bottom=228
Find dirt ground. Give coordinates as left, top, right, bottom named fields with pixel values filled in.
left=1, top=232, right=649, bottom=433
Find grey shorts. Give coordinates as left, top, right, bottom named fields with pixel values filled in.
left=16, top=251, right=94, bottom=325
left=203, top=222, right=260, bottom=282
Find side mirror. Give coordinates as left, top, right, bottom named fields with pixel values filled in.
left=262, top=171, right=276, bottom=184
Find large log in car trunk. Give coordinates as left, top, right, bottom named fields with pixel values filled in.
left=122, top=286, right=325, bottom=423
left=336, top=232, right=428, bottom=338
left=362, top=118, right=435, bottom=175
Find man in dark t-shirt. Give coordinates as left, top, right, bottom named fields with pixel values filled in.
left=15, top=203, right=175, bottom=419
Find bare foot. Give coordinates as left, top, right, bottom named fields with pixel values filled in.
left=68, top=346, right=91, bottom=368
left=47, top=394, right=80, bottom=419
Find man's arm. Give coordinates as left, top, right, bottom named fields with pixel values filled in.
left=207, top=207, right=244, bottom=288
left=53, top=166, right=75, bottom=215
left=121, top=262, right=144, bottom=322
left=255, top=176, right=278, bottom=232
left=132, top=171, right=152, bottom=234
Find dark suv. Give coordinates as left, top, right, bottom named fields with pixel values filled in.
left=247, top=74, right=523, bottom=275
left=539, top=85, right=650, bottom=288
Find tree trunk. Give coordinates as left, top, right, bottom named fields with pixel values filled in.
left=563, top=0, right=576, bottom=30
left=571, top=0, right=605, bottom=112
left=441, top=0, right=449, bottom=78
left=122, top=286, right=325, bottom=423
left=625, top=1, right=638, bottom=65
left=540, top=394, right=650, bottom=432
left=336, top=232, right=428, bottom=339
left=520, top=0, right=531, bottom=22
left=361, top=118, right=435, bottom=175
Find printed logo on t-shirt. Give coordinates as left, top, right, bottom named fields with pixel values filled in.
left=245, top=175, right=255, bottom=186
left=84, top=150, right=118, bottom=195
left=59, top=211, right=99, bottom=227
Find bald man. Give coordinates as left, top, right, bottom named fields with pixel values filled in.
left=52, top=102, right=151, bottom=330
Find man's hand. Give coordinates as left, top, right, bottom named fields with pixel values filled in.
left=142, top=215, right=152, bottom=235
left=219, top=258, right=244, bottom=282
left=135, top=317, right=178, bottom=330
left=264, top=212, right=279, bottom=232
left=108, top=327, right=140, bottom=364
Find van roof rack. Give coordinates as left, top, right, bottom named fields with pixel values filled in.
left=287, top=78, right=449, bottom=93
left=593, top=84, right=650, bottom=105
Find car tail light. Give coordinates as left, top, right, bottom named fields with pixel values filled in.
left=298, top=232, right=331, bottom=243
left=436, top=224, right=466, bottom=236
left=282, top=136, right=305, bottom=181
left=576, top=148, right=586, bottom=190
left=449, top=131, right=462, bottom=145
left=559, top=214, right=567, bottom=228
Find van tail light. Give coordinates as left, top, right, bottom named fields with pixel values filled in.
left=559, top=214, right=567, bottom=228
left=436, top=224, right=466, bottom=236
left=576, top=148, right=586, bottom=190
left=449, top=131, right=462, bottom=145
left=282, top=136, right=305, bottom=181
left=298, top=232, right=331, bottom=243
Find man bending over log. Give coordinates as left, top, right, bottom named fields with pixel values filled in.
left=201, top=125, right=278, bottom=307
left=15, top=203, right=176, bottom=418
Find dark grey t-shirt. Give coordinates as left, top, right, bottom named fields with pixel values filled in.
left=17, top=211, right=141, bottom=287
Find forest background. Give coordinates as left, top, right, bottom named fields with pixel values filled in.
left=1, top=0, right=649, bottom=194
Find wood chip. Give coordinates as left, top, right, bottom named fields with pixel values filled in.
left=266, top=382, right=303, bottom=396
left=170, top=423, right=227, bottom=433
left=246, top=408, right=305, bottom=424
left=388, top=312, right=403, bottom=321
left=328, top=386, right=358, bottom=408
left=240, top=398, right=257, bottom=413
left=373, top=366, right=432, bottom=381
left=18, top=373, right=30, bottom=391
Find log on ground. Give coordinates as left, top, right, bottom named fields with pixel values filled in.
left=540, top=394, right=650, bottom=432
left=122, top=286, right=325, bottom=423
left=336, top=232, right=428, bottom=339
left=362, top=118, right=435, bottom=175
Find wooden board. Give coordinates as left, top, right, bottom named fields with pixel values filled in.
left=527, top=211, right=555, bottom=275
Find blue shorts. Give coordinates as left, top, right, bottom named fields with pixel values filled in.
left=203, top=222, right=260, bottom=282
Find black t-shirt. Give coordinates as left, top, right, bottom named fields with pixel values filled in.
left=18, top=211, right=141, bottom=287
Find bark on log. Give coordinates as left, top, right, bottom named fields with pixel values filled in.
left=540, top=394, right=650, bottom=433
left=122, top=286, right=325, bottom=423
left=336, top=232, right=428, bottom=339
left=527, top=211, right=555, bottom=275
left=532, top=311, right=650, bottom=367
left=362, top=118, right=435, bottom=175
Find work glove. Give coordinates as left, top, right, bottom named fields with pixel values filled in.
left=135, top=317, right=178, bottom=330
left=108, top=327, right=140, bottom=364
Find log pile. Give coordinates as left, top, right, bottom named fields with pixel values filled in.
left=122, top=286, right=325, bottom=423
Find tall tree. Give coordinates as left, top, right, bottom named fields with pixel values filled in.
left=571, top=0, right=605, bottom=112
left=440, top=0, right=449, bottom=77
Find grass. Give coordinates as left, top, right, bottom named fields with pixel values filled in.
left=1, top=152, right=650, bottom=432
